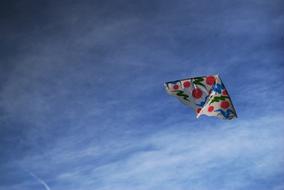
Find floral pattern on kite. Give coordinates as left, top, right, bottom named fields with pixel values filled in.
left=164, top=75, right=237, bottom=120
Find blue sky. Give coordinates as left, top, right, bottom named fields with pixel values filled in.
left=0, top=0, right=284, bottom=189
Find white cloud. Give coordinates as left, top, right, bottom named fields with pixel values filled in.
left=13, top=114, right=281, bottom=190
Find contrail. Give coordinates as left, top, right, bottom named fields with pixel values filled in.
left=29, top=172, right=51, bottom=190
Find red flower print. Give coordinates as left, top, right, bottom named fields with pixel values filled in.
left=220, top=101, right=230, bottom=109
left=183, top=81, right=190, bottom=88
left=208, top=106, right=214, bottom=112
left=196, top=108, right=202, bottom=114
left=192, top=88, right=202, bottom=99
left=206, top=76, right=215, bottom=86
left=173, top=84, right=179, bottom=90
left=222, top=90, right=228, bottom=96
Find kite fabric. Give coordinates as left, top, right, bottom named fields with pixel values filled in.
left=164, top=75, right=237, bottom=120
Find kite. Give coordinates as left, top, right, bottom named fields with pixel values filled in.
left=164, top=75, right=237, bottom=120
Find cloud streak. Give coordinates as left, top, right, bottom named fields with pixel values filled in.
left=86, top=116, right=284, bottom=190
left=9, top=114, right=283, bottom=190
left=28, top=172, right=50, bottom=190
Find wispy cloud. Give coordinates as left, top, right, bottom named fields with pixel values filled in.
left=8, top=115, right=283, bottom=190
left=28, top=172, right=51, bottom=190
left=85, top=116, right=284, bottom=190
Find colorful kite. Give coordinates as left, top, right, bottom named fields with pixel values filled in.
left=164, top=75, right=237, bottom=119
